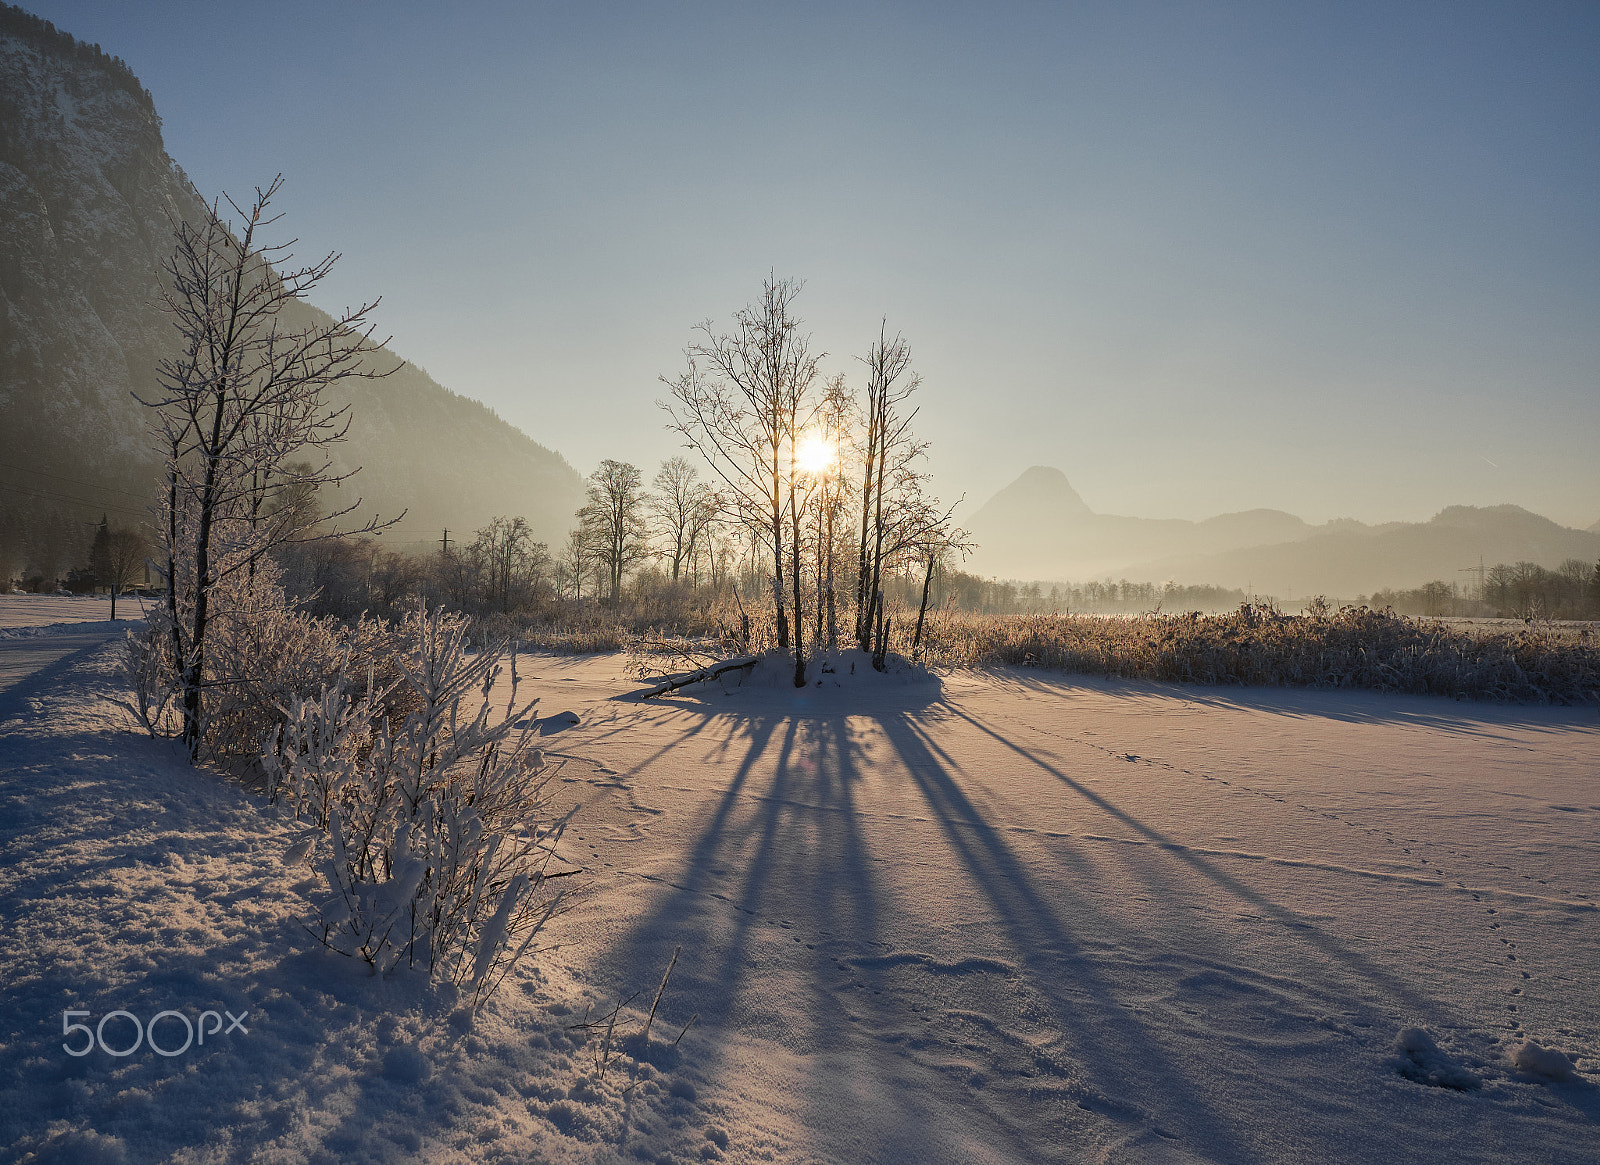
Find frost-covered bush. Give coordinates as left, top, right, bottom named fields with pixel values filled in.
left=472, top=590, right=781, bottom=657
left=266, top=604, right=568, bottom=1008
left=124, top=556, right=393, bottom=762
left=917, top=604, right=1600, bottom=704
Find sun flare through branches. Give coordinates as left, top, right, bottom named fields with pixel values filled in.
left=795, top=432, right=834, bottom=476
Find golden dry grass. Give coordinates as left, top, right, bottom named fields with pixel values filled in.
left=494, top=597, right=1597, bottom=704
left=916, top=604, right=1600, bottom=704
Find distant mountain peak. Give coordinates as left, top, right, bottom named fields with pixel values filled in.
left=978, top=466, right=1094, bottom=521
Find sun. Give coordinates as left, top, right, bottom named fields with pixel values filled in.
left=795, top=433, right=834, bottom=475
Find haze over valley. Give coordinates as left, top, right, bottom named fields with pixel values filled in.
left=5, top=0, right=1595, bottom=591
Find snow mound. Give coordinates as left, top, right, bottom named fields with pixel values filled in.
left=1392, top=1027, right=1482, bottom=1091
left=630, top=646, right=943, bottom=709
left=1512, top=1041, right=1578, bottom=1082
left=726, top=647, right=938, bottom=691
left=0, top=619, right=129, bottom=639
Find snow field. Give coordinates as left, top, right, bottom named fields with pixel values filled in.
left=530, top=652, right=1600, bottom=1162
left=0, top=644, right=748, bottom=1164
left=0, top=594, right=148, bottom=630
left=0, top=642, right=1596, bottom=1162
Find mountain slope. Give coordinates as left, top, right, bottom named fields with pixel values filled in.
left=0, top=5, right=583, bottom=578
left=1127, top=505, right=1600, bottom=596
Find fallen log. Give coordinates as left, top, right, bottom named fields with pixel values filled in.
left=636, top=655, right=759, bottom=698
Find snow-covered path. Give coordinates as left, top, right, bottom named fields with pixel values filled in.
left=0, top=594, right=140, bottom=708
left=0, top=627, right=127, bottom=707
left=0, top=644, right=1595, bottom=1164
left=524, top=654, right=1600, bottom=1163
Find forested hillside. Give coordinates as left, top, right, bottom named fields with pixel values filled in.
left=0, top=4, right=582, bottom=581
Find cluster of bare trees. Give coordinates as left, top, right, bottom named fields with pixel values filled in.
left=662, top=277, right=971, bottom=685
left=1366, top=559, right=1600, bottom=619
left=273, top=460, right=737, bottom=624
left=558, top=456, right=730, bottom=605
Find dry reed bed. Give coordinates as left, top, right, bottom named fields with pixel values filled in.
left=483, top=601, right=1597, bottom=704
left=918, top=605, right=1600, bottom=705
left=476, top=598, right=776, bottom=659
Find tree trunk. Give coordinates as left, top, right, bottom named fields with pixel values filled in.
left=790, top=467, right=806, bottom=687
left=771, top=480, right=789, bottom=649
left=873, top=598, right=890, bottom=672
left=184, top=384, right=230, bottom=759
left=912, top=553, right=935, bottom=660
left=814, top=496, right=825, bottom=649
left=855, top=407, right=877, bottom=649
left=866, top=431, right=889, bottom=655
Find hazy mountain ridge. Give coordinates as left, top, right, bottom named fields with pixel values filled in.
left=969, top=466, right=1600, bottom=595
left=967, top=466, right=1313, bottom=580
left=0, top=8, right=583, bottom=577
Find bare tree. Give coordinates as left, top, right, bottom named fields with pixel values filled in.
left=805, top=374, right=853, bottom=649
left=649, top=456, right=720, bottom=584
left=661, top=277, right=822, bottom=684
left=98, top=524, right=151, bottom=620
left=136, top=176, right=395, bottom=757
left=577, top=460, right=651, bottom=603
left=557, top=526, right=597, bottom=601
left=469, top=515, right=547, bottom=614
left=854, top=324, right=924, bottom=657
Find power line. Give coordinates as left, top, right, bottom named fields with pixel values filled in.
left=0, top=479, right=150, bottom=520
left=0, top=462, right=157, bottom=502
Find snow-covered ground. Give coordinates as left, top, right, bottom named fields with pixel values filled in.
left=1, top=641, right=1596, bottom=1163
left=0, top=594, right=150, bottom=630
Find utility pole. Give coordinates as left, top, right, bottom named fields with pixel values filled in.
left=1457, top=556, right=1484, bottom=613
left=440, top=529, right=451, bottom=556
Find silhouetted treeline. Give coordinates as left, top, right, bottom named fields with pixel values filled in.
left=890, top=569, right=1249, bottom=615
left=1360, top=559, right=1599, bottom=620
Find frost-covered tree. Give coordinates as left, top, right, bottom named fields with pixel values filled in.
left=854, top=324, right=925, bottom=656
left=661, top=277, right=822, bottom=683
left=136, top=176, right=394, bottom=758
left=577, top=460, right=651, bottom=603
left=649, top=456, right=720, bottom=584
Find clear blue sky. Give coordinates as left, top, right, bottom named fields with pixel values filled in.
left=27, top=1, right=1600, bottom=528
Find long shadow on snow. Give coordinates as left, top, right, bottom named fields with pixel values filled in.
left=577, top=674, right=1256, bottom=1161
left=987, top=667, right=1600, bottom=736
left=572, top=700, right=942, bottom=1162
left=873, top=708, right=1265, bottom=1159
left=0, top=627, right=126, bottom=721
left=940, top=701, right=1468, bottom=1019
left=877, top=699, right=1518, bottom=1159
